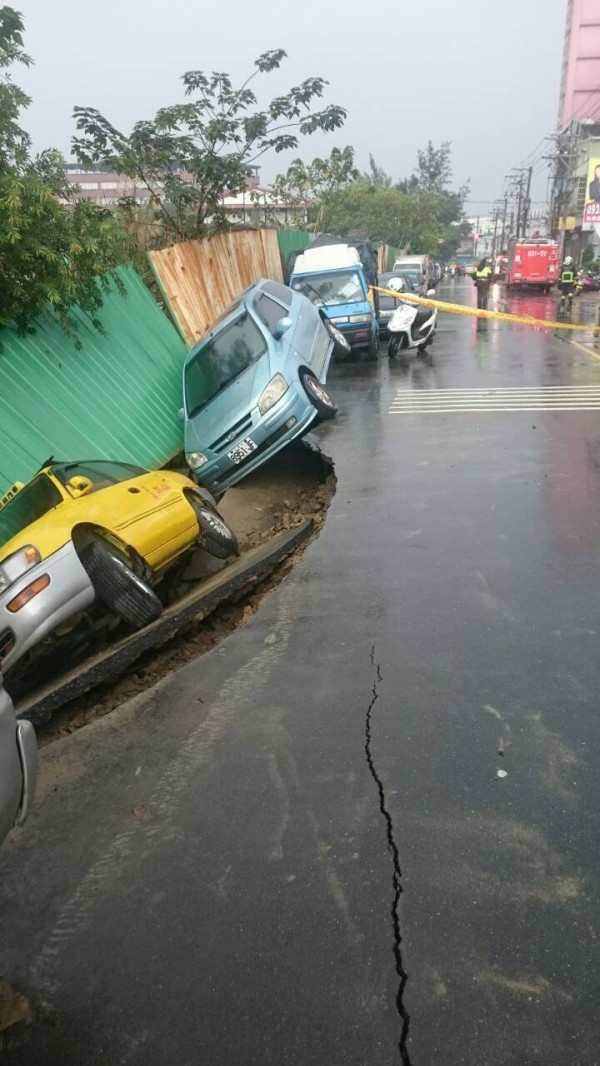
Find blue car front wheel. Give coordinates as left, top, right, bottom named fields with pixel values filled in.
left=300, top=371, right=337, bottom=421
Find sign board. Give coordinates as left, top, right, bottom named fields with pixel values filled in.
left=583, top=157, right=600, bottom=224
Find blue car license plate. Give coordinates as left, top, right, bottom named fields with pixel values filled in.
left=228, top=437, right=257, bottom=464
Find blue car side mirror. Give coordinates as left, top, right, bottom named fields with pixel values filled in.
left=273, top=317, right=293, bottom=340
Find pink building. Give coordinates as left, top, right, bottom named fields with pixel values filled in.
left=559, top=0, right=600, bottom=131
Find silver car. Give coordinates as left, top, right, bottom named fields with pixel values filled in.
left=0, top=677, right=37, bottom=846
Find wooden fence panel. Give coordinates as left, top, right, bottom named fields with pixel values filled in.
left=149, top=229, right=284, bottom=347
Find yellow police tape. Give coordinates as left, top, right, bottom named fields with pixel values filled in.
left=371, top=285, right=600, bottom=334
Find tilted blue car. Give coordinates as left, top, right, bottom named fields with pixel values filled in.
left=182, top=279, right=346, bottom=494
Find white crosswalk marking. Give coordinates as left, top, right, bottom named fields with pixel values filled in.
left=389, top=385, right=600, bottom=414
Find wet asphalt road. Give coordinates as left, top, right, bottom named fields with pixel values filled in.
left=2, top=280, right=600, bottom=1065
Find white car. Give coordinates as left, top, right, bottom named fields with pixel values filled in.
left=0, top=675, right=37, bottom=846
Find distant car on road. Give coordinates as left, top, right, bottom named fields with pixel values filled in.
left=395, top=268, right=428, bottom=295
left=183, top=279, right=340, bottom=495
left=0, top=676, right=37, bottom=848
left=392, top=254, right=436, bottom=291
left=0, top=461, right=238, bottom=673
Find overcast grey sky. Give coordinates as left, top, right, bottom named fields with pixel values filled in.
left=16, top=0, right=567, bottom=211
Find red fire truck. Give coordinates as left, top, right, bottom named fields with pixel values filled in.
left=505, top=238, right=560, bottom=292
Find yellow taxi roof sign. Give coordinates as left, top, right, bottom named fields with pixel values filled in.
left=0, top=482, right=25, bottom=509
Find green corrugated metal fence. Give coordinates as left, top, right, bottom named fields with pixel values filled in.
left=277, top=230, right=312, bottom=264
left=0, top=267, right=187, bottom=494
left=386, top=246, right=400, bottom=271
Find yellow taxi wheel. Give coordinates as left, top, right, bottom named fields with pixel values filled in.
left=80, top=541, right=162, bottom=629
left=188, top=499, right=238, bottom=560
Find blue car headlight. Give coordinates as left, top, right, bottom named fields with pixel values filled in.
left=258, top=374, right=289, bottom=415
left=186, top=452, right=209, bottom=470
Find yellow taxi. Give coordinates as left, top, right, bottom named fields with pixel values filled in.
left=0, top=460, right=238, bottom=671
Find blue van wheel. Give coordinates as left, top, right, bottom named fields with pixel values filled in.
left=322, top=318, right=351, bottom=357
left=365, top=334, right=380, bottom=361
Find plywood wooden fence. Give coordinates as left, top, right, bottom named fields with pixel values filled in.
left=148, top=229, right=284, bottom=347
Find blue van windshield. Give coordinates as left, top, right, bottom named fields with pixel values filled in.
left=292, top=271, right=365, bottom=306
left=185, top=312, right=268, bottom=417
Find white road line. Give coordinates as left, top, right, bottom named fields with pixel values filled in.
left=389, top=399, right=600, bottom=407
left=389, top=405, right=600, bottom=414
left=391, top=387, right=600, bottom=395
left=389, top=384, right=600, bottom=414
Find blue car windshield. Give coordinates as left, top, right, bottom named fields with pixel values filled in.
left=292, top=271, right=365, bottom=306
left=185, top=311, right=268, bottom=417
left=0, top=474, right=62, bottom=545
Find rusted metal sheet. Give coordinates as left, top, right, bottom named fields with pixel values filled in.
left=148, top=229, right=284, bottom=347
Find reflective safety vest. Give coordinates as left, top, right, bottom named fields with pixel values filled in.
left=475, top=266, right=493, bottom=281
left=560, top=267, right=575, bottom=284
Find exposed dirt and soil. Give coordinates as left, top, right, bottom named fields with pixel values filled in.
left=33, top=441, right=335, bottom=745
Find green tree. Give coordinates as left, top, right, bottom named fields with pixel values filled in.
left=325, top=179, right=463, bottom=257
left=0, top=7, right=129, bottom=339
left=73, top=52, right=347, bottom=243
left=414, top=140, right=453, bottom=192
left=272, top=145, right=358, bottom=229
left=324, top=142, right=469, bottom=257
left=581, top=244, right=595, bottom=270
left=362, top=154, right=392, bottom=188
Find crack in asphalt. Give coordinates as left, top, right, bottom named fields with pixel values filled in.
left=365, top=645, right=412, bottom=1065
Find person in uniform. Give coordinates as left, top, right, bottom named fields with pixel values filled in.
left=473, top=259, right=494, bottom=310
left=558, top=256, right=576, bottom=308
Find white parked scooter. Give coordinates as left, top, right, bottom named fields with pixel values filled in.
left=385, top=277, right=437, bottom=357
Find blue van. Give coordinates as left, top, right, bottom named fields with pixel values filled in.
left=289, top=244, right=379, bottom=359
left=182, top=279, right=343, bottom=495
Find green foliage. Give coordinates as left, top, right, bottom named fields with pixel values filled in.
left=325, top=181, right=444, bottom=253
left=272, top=146, right=358, bottom=229
left=324, top=142, right=469, bottom=258
left=0, top=5, right=31, bottom=168
left=73, top=52, right=347, bottom=242
left=362, top=154, right=392, bottom=188
left=0, top=7, right=130, bottom=339
left=581, top=244, right=595, bottom=270
left=414, top=140, right=453, bottom=192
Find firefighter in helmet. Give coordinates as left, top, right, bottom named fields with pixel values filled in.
left=558, top=256, right=576, bottom=307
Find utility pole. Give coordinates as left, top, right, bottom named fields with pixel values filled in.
left=491, top=206, right=500, bottom=262
left=500, top=195, right=508, bottom=252
left=508, top=167, right=532, bottom=242
left=515, top=176, right=523, bottom=241
left=521, top=166, right=533, bottom=238
left=548, top=121, right=581, bottom=250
